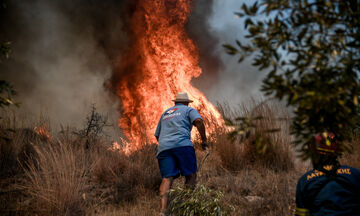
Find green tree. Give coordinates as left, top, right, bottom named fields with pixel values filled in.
left=224, top=0, right=360, bottom=159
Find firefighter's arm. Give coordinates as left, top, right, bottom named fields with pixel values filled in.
left=193, top=118, right=208, bottom=150
left=295, top=178, right=310, bottom=216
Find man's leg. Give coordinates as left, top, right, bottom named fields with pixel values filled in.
left=185, top=172, right=197, bottom=187
left=173, top=146, right=197, bottom=187
left=159, top=177, right=174, bottom=214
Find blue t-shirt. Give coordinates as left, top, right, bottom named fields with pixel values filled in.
left=295, top=165, right=360, bottom=216
left=154, top=104, right=202, bottom=155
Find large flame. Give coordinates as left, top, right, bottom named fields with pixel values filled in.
left=115, top=0, right=223, bottom=150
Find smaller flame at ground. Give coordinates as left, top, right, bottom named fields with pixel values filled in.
left=34, top=124, right=51, bottom=140
left=110, top=139, right=132, bottom=155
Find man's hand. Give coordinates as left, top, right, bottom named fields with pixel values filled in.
left=201, top=141, right=209, bottom=150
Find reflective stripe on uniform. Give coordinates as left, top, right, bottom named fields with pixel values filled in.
left=295, top=207, right=310, bottom=216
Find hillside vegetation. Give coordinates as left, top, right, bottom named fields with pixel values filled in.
left=0, top=101, right=359, bottom=216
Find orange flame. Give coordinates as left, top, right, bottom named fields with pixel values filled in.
left=115, top=0, right=224, bottom=150
left=110, top=140, right=131, bottom=155
left=34, top=124, right=51, bottom=140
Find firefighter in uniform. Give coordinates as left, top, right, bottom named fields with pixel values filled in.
left=295, top=132, right=360, bottom=216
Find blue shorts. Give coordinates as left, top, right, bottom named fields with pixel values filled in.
left=157, top=146, right=197, bottom=178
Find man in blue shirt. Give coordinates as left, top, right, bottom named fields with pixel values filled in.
left=295, top=132, right=360, bottom=216
left=155, top=92, right=208, bottom=216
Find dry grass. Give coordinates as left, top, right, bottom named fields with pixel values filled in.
left=0, top=113, right=162, bottom=215
left=94, top=194, right=159, bottom=216
left=91, top=144, right=161, bottom=205
left=1, top=100, right=359, bottom=216
left=0, top=128, right=44, bottom=178
left=0, top=127, right=48, bottom=215
left=20, top=141, right=88, bottom=215
left=204, top=167, right=299, bottom=215
left=196, top=146, right=302, bottom=215
left=215, top=100, right=294, bottom=172
left=340, top=133, right=360, bottom=169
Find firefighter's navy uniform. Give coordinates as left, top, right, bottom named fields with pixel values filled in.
left=296, top=165, right=360, bottom=216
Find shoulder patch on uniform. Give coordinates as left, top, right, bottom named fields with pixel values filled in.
left=307, top=170, right=325, bottom=181
left=337, top=168, right=351, bottom=175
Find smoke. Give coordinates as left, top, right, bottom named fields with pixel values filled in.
left=188, top=0, right=265, bottom=105
left=187, top=0, right=223, bottom=90
left=0, top=0, right=130, bottom=130
left=0, top=0, right=264, bottom=131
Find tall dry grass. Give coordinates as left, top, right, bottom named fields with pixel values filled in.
left=340, top=132, right=360, bottom=169
left=204, top=166, right=299, bottom=215
left=16, top=137, right=161, bottom=215
left=20, top=140, right=89, bottom=215
left=0, top=111, right=162, bottom=215
left=0, top=128, right=43, bottom=178
left=215, top=100, right=294, bottom=171
left=91, top=144, right=160, bottom=205
left=0, top=128, right=40, bottom=215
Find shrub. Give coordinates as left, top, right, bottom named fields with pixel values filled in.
left=169, top=184, right=235, bottom=216
left=91, top=143, right=161, bottom=204
left=128, top=144, right=161, bottom=190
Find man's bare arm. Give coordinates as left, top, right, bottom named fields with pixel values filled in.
left=193, top=118, right=208, bottom=149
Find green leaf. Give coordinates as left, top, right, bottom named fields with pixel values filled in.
left=244, top=18, right=254, bottom=29
left=227, top=0, right=360, bottom=159
left=222, top=44, right=238, bottom=55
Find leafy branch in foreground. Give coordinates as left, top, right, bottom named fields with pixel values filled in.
left=169, top=184, right=235, bottom=216
left=0, top=41, right=18, bottom=108
left=0, top=80, right=18, bottom=108
left=0, top=41, right=10, bottom=62
left=224, top=0, right=360, bottom=159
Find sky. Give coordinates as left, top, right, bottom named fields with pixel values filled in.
left=191, top=0, right=265, bottom=106
left=0, top=0, right=265, bottom=131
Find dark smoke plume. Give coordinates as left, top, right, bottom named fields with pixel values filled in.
left=187, top=0, right=224, bottom=90
left=0, top=0, right=131, bottom=128
left=0, top=0, right=254, bottom=130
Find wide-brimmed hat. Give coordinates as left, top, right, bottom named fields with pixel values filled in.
left=172, top=92, right=193, bottom=103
